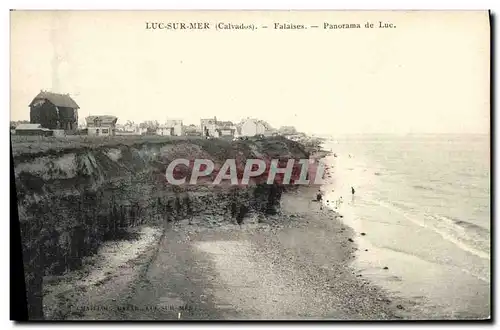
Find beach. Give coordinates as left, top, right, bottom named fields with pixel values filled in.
left=46, top=182, right=410, bottom=320
left=320, top=134, right=490, bottom=319
left=38, top=135, right=490, bottom=320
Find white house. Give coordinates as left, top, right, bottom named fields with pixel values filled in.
left=217, top=127, right=236, bottom=138
left=156, top=126, right=174, bottom=136
left=115, top=122, right=141, bottom=135
left=165, top=119, right=184, bottom=136
left=85, top=115, right=118, bottom=136
left=200, top=117, right=218, bottom=137
left=123, top=122, right=139, bottom=133
left=239, top=118, right=267, bottom=136
left=216, top=120, right=236, bottom=137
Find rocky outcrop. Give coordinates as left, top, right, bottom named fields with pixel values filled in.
left=12, top=136, right=308, bottom=319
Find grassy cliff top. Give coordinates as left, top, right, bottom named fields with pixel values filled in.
left=11, top=135, right=317, bottom=161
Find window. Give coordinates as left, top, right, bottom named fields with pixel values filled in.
left=102, top=129, right=109, bottom=134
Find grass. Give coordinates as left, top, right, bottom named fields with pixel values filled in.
left=11, top=134, right=315, bottom=159
left=10, top=135, right=203, bottom=157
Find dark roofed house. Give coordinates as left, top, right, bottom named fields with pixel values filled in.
left=29, top=90, right=79, bottom=131
left=185, top=124, right=202, bottom=136
left=217, top=121, right=234, bottom=128
left=215, top=120, right=236, bottom=138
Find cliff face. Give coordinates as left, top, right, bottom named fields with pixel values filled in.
left=12, top=136, right=309, bottom=319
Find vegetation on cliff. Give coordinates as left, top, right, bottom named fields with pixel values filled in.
left=12, top=135, right=315, bottom=319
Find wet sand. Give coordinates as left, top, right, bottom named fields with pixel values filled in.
left=320, top=151, right=490, bottom=320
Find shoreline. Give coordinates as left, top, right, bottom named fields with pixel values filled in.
left=42, top=149, right=408, bottom=320
left=90, top=184, right=404, bottom=320
left=318, top=140, right=490, bottom=320
left=42, top=142, right=409, bottom=320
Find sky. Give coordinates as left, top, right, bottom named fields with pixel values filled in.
left=10, top=10, right=490, bottom=135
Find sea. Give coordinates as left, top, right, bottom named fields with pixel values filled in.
left=320, top=134, right=491, bottom=319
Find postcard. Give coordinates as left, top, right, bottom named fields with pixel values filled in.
left=10, top=10, right=490, bottom=321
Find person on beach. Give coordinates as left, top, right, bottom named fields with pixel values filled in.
left=316, top=190, right=323, bottom=202
left=351, top=186, right=355, bottom=195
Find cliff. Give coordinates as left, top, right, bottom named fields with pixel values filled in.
left=12, top=136, right=310, bottom=319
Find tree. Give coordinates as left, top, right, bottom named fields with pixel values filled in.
left=10, top=120, right=29, bottom=129
left=139, top=120, right=159, bottom=130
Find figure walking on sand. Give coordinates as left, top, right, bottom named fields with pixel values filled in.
left=316, top=190, right=323, bottom=202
